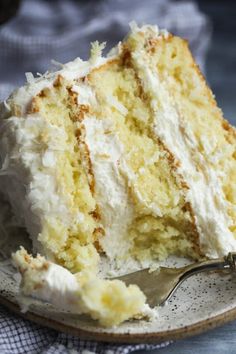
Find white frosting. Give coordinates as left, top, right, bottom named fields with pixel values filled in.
left=23, top=261, right=81, bottom=312
left=130, top=47, right=236, bottom=257
left=83, top=116, right=134, bottom=261
left=6, top=53, right=111, bottom=117
left=0, top=116, right=73, bottom=254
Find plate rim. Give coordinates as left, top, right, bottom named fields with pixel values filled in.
left=1, top=294, right=236, bottom=344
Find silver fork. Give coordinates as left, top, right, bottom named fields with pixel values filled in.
left=115, top=252, right=236, bottom=307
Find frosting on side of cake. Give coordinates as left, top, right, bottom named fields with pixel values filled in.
left=0, top=115, right=66, bottom=255
left=0, top=48, right=114, bottom=266
left=0, top=113, right=97, bottom=264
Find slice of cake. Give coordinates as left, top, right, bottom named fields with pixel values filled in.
left=0, top=23, right=235, bottom=326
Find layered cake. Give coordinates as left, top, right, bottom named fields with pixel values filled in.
left=0, top=23, right=236, bottom=326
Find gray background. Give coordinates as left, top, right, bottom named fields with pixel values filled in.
left=198, top=0, right=236, bottom=127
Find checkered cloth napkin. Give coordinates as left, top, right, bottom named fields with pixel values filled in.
left=0, top=0, right=211, bottom=352
left=0, top=307, right=172, bottom=354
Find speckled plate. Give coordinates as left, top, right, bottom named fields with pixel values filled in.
left=0, top=194, right=236, bottom=344
left=1, top=254, right=236, bottom=344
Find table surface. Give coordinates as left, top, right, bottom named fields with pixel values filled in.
left=139, top=1, right=236, bottom=353
left=138, top=320, right=236, bottom=354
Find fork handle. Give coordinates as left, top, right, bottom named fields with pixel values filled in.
left=225, top=252, right=236, bottom=270
left=180, top=252, right=236, bottom=282
left=161, top=253, right=236, bottom=306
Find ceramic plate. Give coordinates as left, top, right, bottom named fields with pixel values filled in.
left=1, top=250, right=236, bottom=343
left=1, top=195, right=236, bottom=344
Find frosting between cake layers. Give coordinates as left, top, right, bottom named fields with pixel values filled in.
left=82, top=116, right=134, bottom=262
